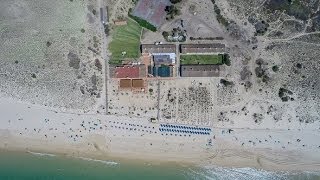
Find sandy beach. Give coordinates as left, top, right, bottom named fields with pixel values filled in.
left=1, top=95, right=320, bottom=172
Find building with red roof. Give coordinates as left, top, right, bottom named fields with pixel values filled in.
left=115, top=66, right=139, bottom=78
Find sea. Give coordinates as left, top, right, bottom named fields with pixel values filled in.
left=0, top=150, right=319, bottom=180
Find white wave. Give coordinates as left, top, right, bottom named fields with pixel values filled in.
left=185, top=166, right=320, bottom=180
left=27, top=151, right=56, bottom=157
left=78, top=157, right=118, bottom=166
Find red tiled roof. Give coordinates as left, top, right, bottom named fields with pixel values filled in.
left=115, top=66, right=139, bottom=78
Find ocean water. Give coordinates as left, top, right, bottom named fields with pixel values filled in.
left=0, top=151, right=319, bottom=180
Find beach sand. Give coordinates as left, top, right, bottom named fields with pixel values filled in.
left=1, top=95, right=320, bottom=172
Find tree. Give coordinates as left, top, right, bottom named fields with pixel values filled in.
left=170, top=0, right=182, bottom=4
left=220, top=79, right=233, bottom=86
left=272, top=65, right=279, bottom=72
left=222, top=54, right=231, bottom=66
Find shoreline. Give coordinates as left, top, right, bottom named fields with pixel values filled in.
left=1, top=96, right=320, bottom=172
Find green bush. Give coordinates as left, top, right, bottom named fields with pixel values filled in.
left=128, top=13, right=157, bottom=32
left=222, top=54, right=231, bottom=66
left=272, top=65, right=279, bottom=72
left=170, top=0, right=182, bottom=4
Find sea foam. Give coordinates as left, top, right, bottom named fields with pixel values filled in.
left=78, top=157, right=119, bottom=166
left=185, top=166, right=320, bottom=180
left=27, top=151, right=56, bottom=157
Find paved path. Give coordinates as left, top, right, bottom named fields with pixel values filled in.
left=98, top=0, right=110, bottom=114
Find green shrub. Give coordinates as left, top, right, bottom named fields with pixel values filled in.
left=222, top=54, right=231, bottom=66
left=128, top=14, right=157, bottom=32
left=272, top=65, right=279, bottom=72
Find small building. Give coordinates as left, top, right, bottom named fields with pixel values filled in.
left=100, top=8, right=106, bottom=24
left=180, top=65, right=220, bottom=77
left=180, top=44, right=225, bottom=54
left=114, top=65, right=146, bottom=78
left=115, top=66, right=139, bottom=78
left=132, top=79, right=145, bottom=89
left=119, top=79, right=145, bottom=91
left=153, top=54, right=175, bottom=65
left=114, top=20, right=127, bottom=26
left=141, top=44, right=176, bottom=54
left=119, top=79, right=132, bottom=88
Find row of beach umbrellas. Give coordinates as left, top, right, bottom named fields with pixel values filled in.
left=159, top=128, right=210, bottom=135
left=160, top=124, right=211, bottom=131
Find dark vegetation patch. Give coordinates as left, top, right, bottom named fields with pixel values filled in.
left=162, top=27, right=186, bottom=42
left=222, top=54, right=231, bottom=66
left=95, top=59, right=102, bottom=71
left=46, top=41, right=52, bottom=47
left=68, top=52, right=80, bottom=69
left=213, top=3, right=229, bottom=27
left=254, top=20, right=269, bottom=35
left=272, top=65, right=279, bottom=72
left=253, top=113, right=264, bottom=124
left=308, top=11, right=320, bottom=31
left=128, top=9, right=157, bottom=32
left=248, top=16, right=269, bottom=36
left=255, top=59, right=270, bottom=83
left=240, top=66, right=252, bottom=80
left=278, top=87, right=294, bottom=102
left=165, top=5, right=180, bottom=20
left=170, top=0, right=182, bottom=4
left=220, top=79, right=234, bottom=86
left=190, top=37, right=224, bottom=41
left=265, top=0, right=312, bottom=21
left=92, top=9, right=96, bottom=15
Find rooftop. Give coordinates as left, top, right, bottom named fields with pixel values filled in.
left=180, top=65, right=220, bottom=77
left=180, top=43, right=226, bottom=54
left=115, top=66, right=140, bottom=78
left=153, top=54, right=174, bottom=65
left=141, top=44, right=176, bottom=54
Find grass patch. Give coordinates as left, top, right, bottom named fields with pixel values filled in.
left=109, top=18, right=142, bottom=65
left=180, top=54, right=223, bottom=65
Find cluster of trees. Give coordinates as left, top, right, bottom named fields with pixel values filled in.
left=165, top=5, right=180, bottom=20
left=222, top=54, right=231, bottom=66
left=190, top=37, right=224, bottom=40
left=170, top=0, right=182, bottom=3
left=212, top=2, right=229, bottom=27
left=255, top=59, right=270, bottom=83
left=278, top=87, right=294, bottom=102
left=220, top=79, right=234, bottom=86
left=128, top=9, right=157, bottom=32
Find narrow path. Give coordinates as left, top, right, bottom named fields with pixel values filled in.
left=157, top=79, right=161, bottom=121
left=98, top=0, right=110, bottom=114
